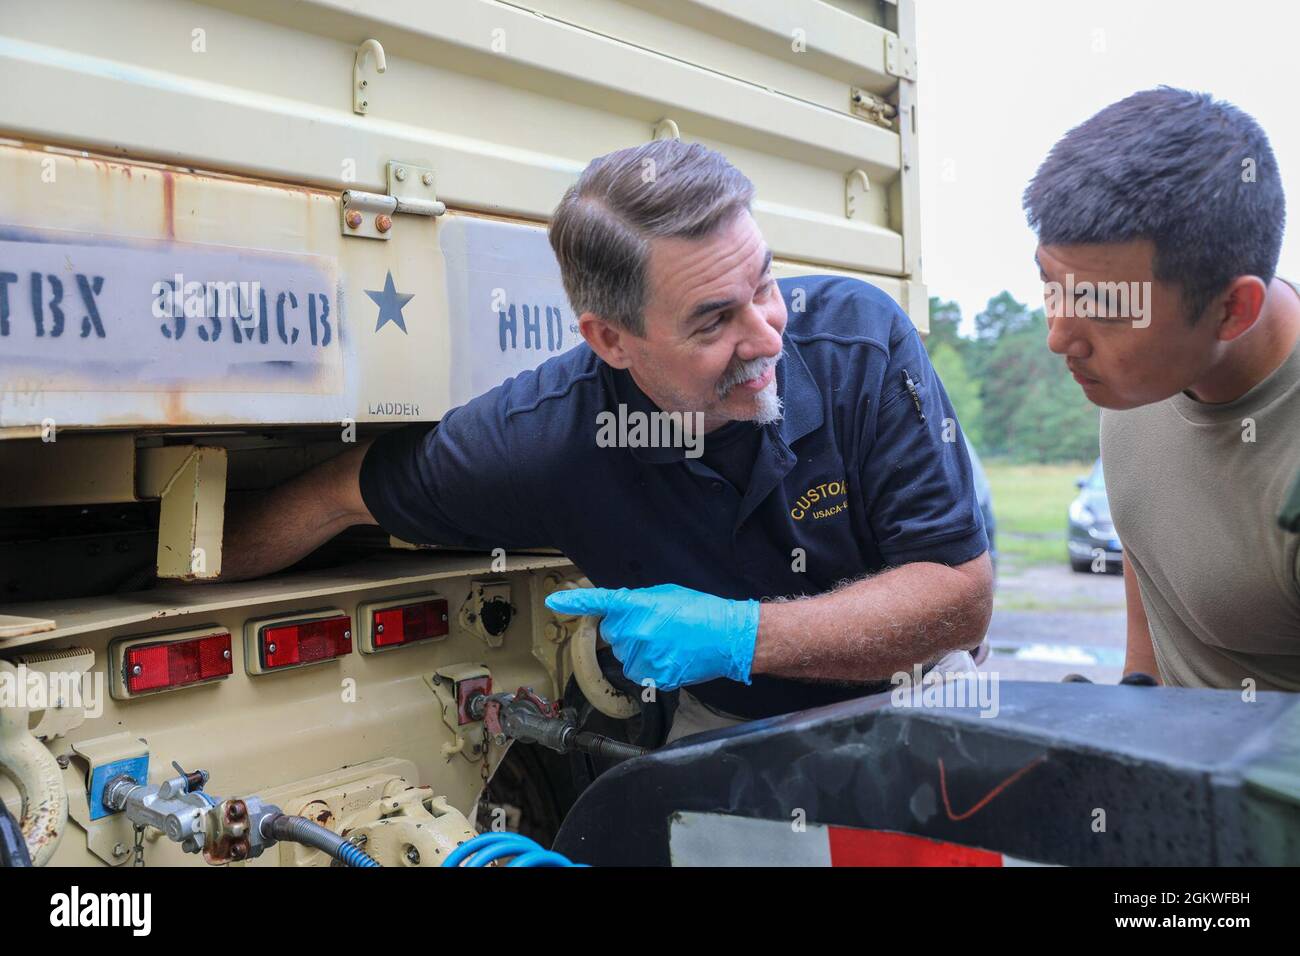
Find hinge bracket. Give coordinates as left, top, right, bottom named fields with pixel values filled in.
left=885, top=35, right=917, bottom=81
left=341, top=161, right=446, bottom=240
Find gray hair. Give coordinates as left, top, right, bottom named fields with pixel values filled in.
left=548, top=140, right=756, bottom=336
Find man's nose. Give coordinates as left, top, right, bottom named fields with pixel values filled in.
left=735, top=302, right=784, bottom=361
left=1045, top=308, right=1090, bottom=358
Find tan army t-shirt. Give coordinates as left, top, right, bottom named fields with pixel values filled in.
left=1099, top=294, right=1300, bottom=691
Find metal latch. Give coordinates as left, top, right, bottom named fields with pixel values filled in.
left=341, top=161, right=446, bottom=240
left=884, top=35, right=916, bottom=81
left=850, top=88, right=898, bottom=128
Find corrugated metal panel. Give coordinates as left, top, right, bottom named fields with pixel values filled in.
left=0, top=0, right=924, bottom=431
left=0, top=0, right=919, bottom=278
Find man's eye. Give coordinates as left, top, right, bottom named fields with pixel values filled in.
left=1074, top=295, right=1121, bottom=322
left=699, top=314, right=726, bottom=335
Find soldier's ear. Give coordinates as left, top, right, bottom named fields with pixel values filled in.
left=1213, top=276, right=1268, bottom=343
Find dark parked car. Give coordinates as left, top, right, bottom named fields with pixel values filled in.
left=1067, top=458, right=1122, bottom=573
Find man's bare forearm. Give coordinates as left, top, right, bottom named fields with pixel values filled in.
left=752, top=553, right=994, bottom=682
left=215, top=442, right=378, bottom=582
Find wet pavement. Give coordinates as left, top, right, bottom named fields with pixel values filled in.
left=982, top=563, right=1127, bottom=684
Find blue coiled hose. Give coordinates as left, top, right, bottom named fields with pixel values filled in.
left=505, top=849, right=578, bottom=867
left=335, top=839, right=382, bottom=868
left=460, top=837, right=542, bottom=867
left=442, top=831, right=583, bottom=867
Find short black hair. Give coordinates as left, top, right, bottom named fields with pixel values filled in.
left=1024, top=87, right=1285, bottom=321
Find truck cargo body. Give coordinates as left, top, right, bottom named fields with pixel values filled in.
left=0, top=0, right=925, bottom=866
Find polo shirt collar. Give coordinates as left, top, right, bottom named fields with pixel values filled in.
left=604, top=364, right=685, bottom=464
left=775, top=334, right=823, bottom=449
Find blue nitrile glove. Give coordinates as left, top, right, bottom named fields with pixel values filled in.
left=544, top=583, right=760, bottom=691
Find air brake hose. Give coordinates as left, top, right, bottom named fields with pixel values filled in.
left=569, top=731, right=647, bottom=762
left=264, top=812, right=381, bottom=867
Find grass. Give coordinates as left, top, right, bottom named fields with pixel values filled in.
left=985, top=460, right=1093, bottom=572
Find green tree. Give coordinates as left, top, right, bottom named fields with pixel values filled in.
left=975, top=290, right=1037, bottom=342
left=925, top=288, right=1099, bottom=463
left=974, top=308, right=1040, bottom=454
left=1009, top=373, right=1101, bottom=463
left=928, top=341, right=984, bottom=448
left=926, top=296, right=964, bottom=355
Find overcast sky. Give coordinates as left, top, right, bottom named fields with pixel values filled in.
left=915, top=0, right=1298, bottom=334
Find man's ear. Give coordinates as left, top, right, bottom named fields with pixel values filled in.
left=579, top=312, right=635, bottom=368
left=1214, top=276, right=1268, bottom=342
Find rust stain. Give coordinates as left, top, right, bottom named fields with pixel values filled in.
left=161, top=169, right=175, bottom=240
left=938, top=754, right=1047, bottom=822
left=161, top=390, right=185, bottom=422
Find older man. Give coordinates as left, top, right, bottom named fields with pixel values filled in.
left=221, top=139, right=992, bottom=737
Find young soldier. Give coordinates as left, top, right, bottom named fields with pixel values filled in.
left=1025, top=88, right=1300, bottom=690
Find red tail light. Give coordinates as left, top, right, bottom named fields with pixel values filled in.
left=371, top=598, right=450, bottom=649
left=124, top=632, right=233, bottom=694
left=257, top=614, right=352, bottom=670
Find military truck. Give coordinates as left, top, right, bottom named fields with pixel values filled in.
left=0, top=0, right=928, bottom=866
left=5, top=0, right=1296, bottom=871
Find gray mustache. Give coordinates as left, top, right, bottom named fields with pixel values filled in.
left=717, top=351, right=783, bottom=398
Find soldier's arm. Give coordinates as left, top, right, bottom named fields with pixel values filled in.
left=1121, top=558, right=1161, bottom=682
left=215, top=441, right=378, bottom=582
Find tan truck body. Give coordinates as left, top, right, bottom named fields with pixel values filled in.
left=0, top=0, right=921, bottom=865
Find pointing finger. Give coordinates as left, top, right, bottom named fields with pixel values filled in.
left=544, top=588, right=615, bottom=617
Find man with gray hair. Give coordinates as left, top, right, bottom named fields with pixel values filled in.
left=221, top=139, right=992, bottom=740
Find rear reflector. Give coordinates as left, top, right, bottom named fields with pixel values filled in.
left=372, top=598, right=450, bottom=649
left=124, top=632, right=233, bottom=694
left=258, top=614, right=352, bottom=670
left=667, top=812, right=1051, bottom=867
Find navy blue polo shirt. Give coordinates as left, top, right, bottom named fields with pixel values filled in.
left=359, top=275, right=987, bottom=719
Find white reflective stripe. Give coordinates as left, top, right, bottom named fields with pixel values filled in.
left=669, top=811, right=1057, bottom=866
left=669, top=812, right=831, bottom=867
